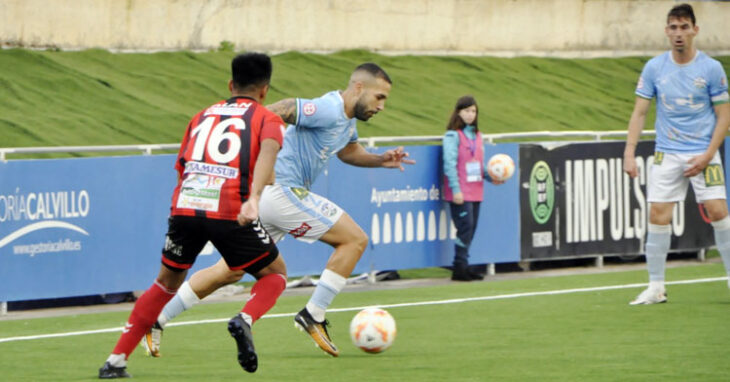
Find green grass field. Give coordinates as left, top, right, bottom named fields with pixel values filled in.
left=1, top=263, right=729, bottom=381
left=4, top=49, right=728, bottom=150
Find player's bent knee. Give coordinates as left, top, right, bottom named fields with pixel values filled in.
left=222, top=269, right=245, bottom=284
left=352, top=231, right=369, bottom=254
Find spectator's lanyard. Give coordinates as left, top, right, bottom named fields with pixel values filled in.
left=464, top=131, right=481, bottom=182
left=466, top=135, right=477, bottom=158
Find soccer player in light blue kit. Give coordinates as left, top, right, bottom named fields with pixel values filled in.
left=142, top=63, right=414, bottom=357
left=624, top=3, right=730, bottom=305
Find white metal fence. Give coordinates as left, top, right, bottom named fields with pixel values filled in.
left=0, top=130, right=655, bottom=161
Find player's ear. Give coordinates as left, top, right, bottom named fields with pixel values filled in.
left=259, top=84, right=270, bottom=103
left=228, top=79, right=234, bottom=93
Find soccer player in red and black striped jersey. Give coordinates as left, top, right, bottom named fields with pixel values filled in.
left=99, top=53, right=287, bottom=378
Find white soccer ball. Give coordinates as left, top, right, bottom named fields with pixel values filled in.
left=349, top=308, right=397, bottom=354
left=487, top=153, right=515, bottom=181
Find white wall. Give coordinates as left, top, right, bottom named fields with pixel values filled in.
left=1, top=0, right=728, bottom=54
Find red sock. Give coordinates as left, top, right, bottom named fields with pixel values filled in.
left=242, top=273, right=286, bottom=324
left=111, top=280, right=177, bottom=358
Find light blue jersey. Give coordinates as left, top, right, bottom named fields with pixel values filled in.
left=275, top=90, right=359, bottom=189
left=636, top=51, right=729, bottom=153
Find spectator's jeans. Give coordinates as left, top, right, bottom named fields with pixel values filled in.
left=449, top=201, right=481, bottom=269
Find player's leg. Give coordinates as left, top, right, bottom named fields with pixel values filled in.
left=142, top=258, right=242, bottom=357
left=145, top=186, right=288, bottom=357
left=631, top=153, right=686, bottom=305
left=292, top=212, right=367, bottom=357
left=691, top=154, right=730, bottom=287
left=100, top=216, right=206, bottom=378
left=159, top=259, right=242, bottom=327
left=258, top=184, right=354, bottom=356
left=214, top=218, right=284, bottom=373
left=703, top=199, right=730, bottom=286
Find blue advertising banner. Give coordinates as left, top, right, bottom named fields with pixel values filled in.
left=0, top=156, right=176, bottom=301
left=0, top=144, right=521, bottom=302
left=330, top=144, right=520, bottom=275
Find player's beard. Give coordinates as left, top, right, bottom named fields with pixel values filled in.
left=353, top=97, right=373, bottom=121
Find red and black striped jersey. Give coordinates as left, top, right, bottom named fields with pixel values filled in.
left=170, top=96, right=284, bottom=220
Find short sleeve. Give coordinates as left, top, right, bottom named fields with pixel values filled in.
left=348, top=124, right=359, bottom=143
left=296, top=95, right=340, bottom=128
left=260, top=112, right=285, bottom=147
left=635, top=61, right=656, bottom=99
left=708, top=61, right=729, bottom=105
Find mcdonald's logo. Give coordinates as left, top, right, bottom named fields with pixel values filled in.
left=704, top=164, right=724, bottom=187
left=653, top=151, right=664, bottom=165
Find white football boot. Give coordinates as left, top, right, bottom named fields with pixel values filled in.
left=629, top=286, right=667, bottom=305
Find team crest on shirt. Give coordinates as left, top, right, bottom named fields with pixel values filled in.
left=693, top=77, right=707, bottom=89
left=302, top=102, right=317, bottom=116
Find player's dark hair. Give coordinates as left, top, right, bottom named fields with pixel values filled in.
left=231, top=52, right=273, bottom=91
left=446, top=95, right=479, bottom=132
left=667, top=3, right=695, bottom=25
left=354, top=62, right=392, bottom=84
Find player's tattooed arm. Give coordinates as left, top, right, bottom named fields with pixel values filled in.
left=267, top=98, right=297, bottom=125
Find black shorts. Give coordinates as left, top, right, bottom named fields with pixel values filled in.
left=161, top=215, right=279, bottom=274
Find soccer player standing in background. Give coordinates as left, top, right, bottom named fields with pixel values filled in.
left=142, top=63, right=414, bottom=359
left=623, top=3, right=730, bottom=305
left=98, top=53, right=287, bottom=378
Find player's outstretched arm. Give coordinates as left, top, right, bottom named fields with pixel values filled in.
left=238, top=138, right=281, bottom=226
left=685, top=103, right=730, bottom=177
left=623, top=97, right=651, bottom=178
left=267, top=98, right=297, bottom=125
left=337, top=143, right=416, bottom=171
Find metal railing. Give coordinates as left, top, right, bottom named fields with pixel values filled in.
left=360, top=130, right=655, bottom=147
left=0, top=143, right=180, bottom=161
left=0, top=130, right=655, bottom=160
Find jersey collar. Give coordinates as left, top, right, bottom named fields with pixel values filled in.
left=669, top=49, right=700, bottom=67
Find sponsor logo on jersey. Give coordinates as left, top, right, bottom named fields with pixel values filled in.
left=302, top=102, right=316, bottom=116
left=693, top=77, right=708, bottom=89
left=289, top=222, right=312, bottom=238
left=704, top=164, right=724, bottom=187
left=654, top=151, right=664, bottom=165
left=204, top=102, right=252, bottom=116
left=290, top=187, right=309, bottom=200
left=184, top=161, right=239, bottom=179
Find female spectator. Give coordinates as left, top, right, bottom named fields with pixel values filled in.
left=442, top=95, right=504, bottom=281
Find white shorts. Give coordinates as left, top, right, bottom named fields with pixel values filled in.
left=647, top=151, right=726, bottom=203
left=259, top=184, right=345, bottom=243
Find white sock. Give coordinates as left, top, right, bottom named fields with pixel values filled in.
left=240, top=312, right=253, bottom=327
left=645, top=224, right=671, bottom=283
left=306, top=269, right=346, bottom=322
left=157, top=281, right=200, bottom=327
left=649, top=280, right=665, bottom=291
left=711, top=216, right=730, bottom=277
left=106, top=353, right=126, bottom=368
